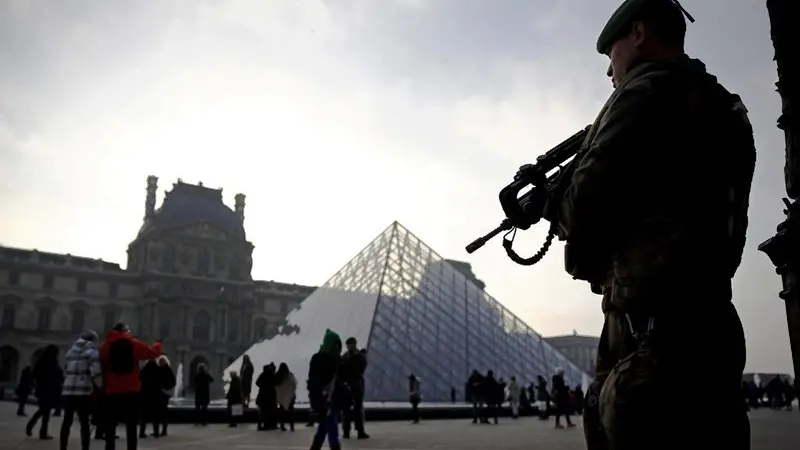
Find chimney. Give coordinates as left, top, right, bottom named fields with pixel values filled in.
left=145, top=175, right=158, bottom=218
left=234, top=193, right=246, bottom=222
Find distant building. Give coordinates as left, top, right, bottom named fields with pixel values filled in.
left=0, top=177, right=316, bottom=396
left=545, top=332, right=600, bottom=377
left=445, top=259, right=486, bottom=290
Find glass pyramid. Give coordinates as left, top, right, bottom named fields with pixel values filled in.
left=226, top=221, right=591, bottom=402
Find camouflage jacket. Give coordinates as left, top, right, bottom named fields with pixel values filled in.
left=553, top=56, right=756, bottom=313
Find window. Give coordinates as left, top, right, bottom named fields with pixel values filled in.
left=104, top=310, right=116, bottom=331
left=1, top=306, right=15, bottom=329
left=193, top=310, right=211, bottom=342
left=37, top=307, right=51, bottom=331
left=197, top=249, right=210, bottom=276
left=162, top=244, right=176, bottom=273
left=108, top=283, right=118, bottom=297
left=71, top=309, right=85, bottom=333
left=159, top=317, right=170, bottom=338
left=7, top=272, right=19, bottom=286
left=253, top=318, right=267, bottom=341
left=76, top=279, right=87, bottom=293
left=218, top=310, right=227, bottom=339
left=43, top=275, right=54, bottom=289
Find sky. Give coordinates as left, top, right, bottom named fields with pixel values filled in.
left=0, top=0, right=794, bottom=375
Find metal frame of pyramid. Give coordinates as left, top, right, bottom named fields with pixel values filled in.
left=225, top=221, right=590, bottom=403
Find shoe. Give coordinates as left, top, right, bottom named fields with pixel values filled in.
left=555, top=423, right=565, bottom=429
left=342, top=431, right=350, bottom=439
left=40, top=435, right=54, bottom=440
left=25, top=424, right=33, bottom=437
left=309, top=438, right=325, bottom=450
left=357, top=433, right=370, bottom=439
left=329, top=444, right=341, bottom=450
left=567, top=423, right=576, bottom=428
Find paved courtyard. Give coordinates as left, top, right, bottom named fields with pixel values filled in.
left=1, top=402, right=798, bottom=450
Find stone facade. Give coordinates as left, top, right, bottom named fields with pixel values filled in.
left=544, top=333, right=600, bottom=377
left=0, top=177, right=316, bottom=397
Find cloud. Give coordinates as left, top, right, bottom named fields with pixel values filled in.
left=0, top=0, right=794, bottom=375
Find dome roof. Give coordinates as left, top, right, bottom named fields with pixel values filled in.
left=136, top=181, right=245, bottom=239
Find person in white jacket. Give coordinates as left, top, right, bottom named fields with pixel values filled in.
left=60, top=330, right=102, bottom=450
left=507, top=376, right=521, bottom=419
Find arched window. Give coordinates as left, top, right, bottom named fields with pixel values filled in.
left=71, top=308, right=85, bottom=333
left=193, top=310, right=211, bottom=342
left=188, top=355, right=210, bottom=394
left=37, top=306, right=52, bottom=331
left=197, top=248, right=210, bottom=276
left=0, top=346, right=20, bottom=383
left=253, top=317, right=267, bottom=341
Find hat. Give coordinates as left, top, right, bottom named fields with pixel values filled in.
left=80, top=329, right=99, bottom=342
left=596, top=0, right=695, bottom=54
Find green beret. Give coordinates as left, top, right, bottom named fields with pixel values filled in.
left=596, top=0, right=694, bottom=54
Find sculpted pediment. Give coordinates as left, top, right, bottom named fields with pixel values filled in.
left=177, top=222, right=230, bottom=240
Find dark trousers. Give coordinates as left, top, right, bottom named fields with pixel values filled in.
left=586, top=299, right=749, bottom=450
left=26, top=400, right=54, bottom=438
left=342, top=392, right=365, bottom=434
left=104, top=392, right=140, bottom=450
left=278, top=400, right=295, bottom=431
left=194, top=404, right=208, bottom=425
left=17, top=393, right=29, bottom=415
left=410, top=399, right=420, bottom=423
left=60, top=395, right=92, bottom=450
left=313, top=412, right=340, bottom=447
left=471, top=398, right=484, bottom=422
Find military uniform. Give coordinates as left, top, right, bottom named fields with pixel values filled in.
left=551, top=1, right=756, bottom=449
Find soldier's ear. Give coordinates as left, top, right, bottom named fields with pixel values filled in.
left=629, top=21, right=646, bottom=47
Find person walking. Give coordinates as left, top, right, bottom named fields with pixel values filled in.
left=60, top=331, right=103, bottom=450
left=26, top=345, right=64, bottom=440
left=275, top=363, right=298, bottom=432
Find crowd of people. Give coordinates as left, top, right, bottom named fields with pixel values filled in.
left=466, top=369, right=583, bottom=428
left=742, top=376, right=797, bottom=411
left=15, top=323, right=165, bottom=450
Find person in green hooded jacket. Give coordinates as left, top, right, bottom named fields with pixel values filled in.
left=308, top=329, right=344, bottom=450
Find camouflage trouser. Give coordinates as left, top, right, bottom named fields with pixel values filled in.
left=584, top=288, right=750, bottom=450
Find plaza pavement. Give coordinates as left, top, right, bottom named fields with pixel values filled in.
left=1, top=401, right=798, bottom=450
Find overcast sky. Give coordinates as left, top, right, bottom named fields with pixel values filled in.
left=0, top=0, right=793, bottom=375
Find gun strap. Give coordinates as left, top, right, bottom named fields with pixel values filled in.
left=502, top=224, right=557, bottom=266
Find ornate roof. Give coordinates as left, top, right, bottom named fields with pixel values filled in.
left=136, top=181, right=245, bottom=240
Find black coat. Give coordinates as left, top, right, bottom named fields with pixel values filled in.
left=194, top=372, right=213, bottom=406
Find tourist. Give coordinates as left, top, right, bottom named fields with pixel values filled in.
left=274, top=362, right=297, bottom=432
left=193, top=364, right=213, bottom=426
left=15, top=365, right=33, bottom=416
left=60, top=330, right=102, bottom=450
left=467, top=370, right=485, bottom=424
left=341, top=337, right=369, bottom=439
left=99, top=322, right=162, bottom=450
left=155, top=356, right=176, bottom=436
left=138, top=359, right=161, bottom=438
left=408, top=374, right=421, bottom=424
left=240, top=355, right=254, bottom=408
left=483, top=371, right=500, bottom=424
left=25, top=344, right=63, bottom=440
left=507, top=376, right=521, bottom=419
left=308, top=329, right=344, bottom=450
left=227, top=371, right=244, bottom=427
left=551, top=368, right=575, bottom=429
left=255, top=363, right=277, bottom=430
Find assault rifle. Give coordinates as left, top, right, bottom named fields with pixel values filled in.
left=466, top=125, right=591, bottom=265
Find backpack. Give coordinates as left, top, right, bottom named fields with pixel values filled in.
left=108, top=339, right=135, bottom=374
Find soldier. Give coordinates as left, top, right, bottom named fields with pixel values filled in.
left=544, top=1, right=756, bottom=449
